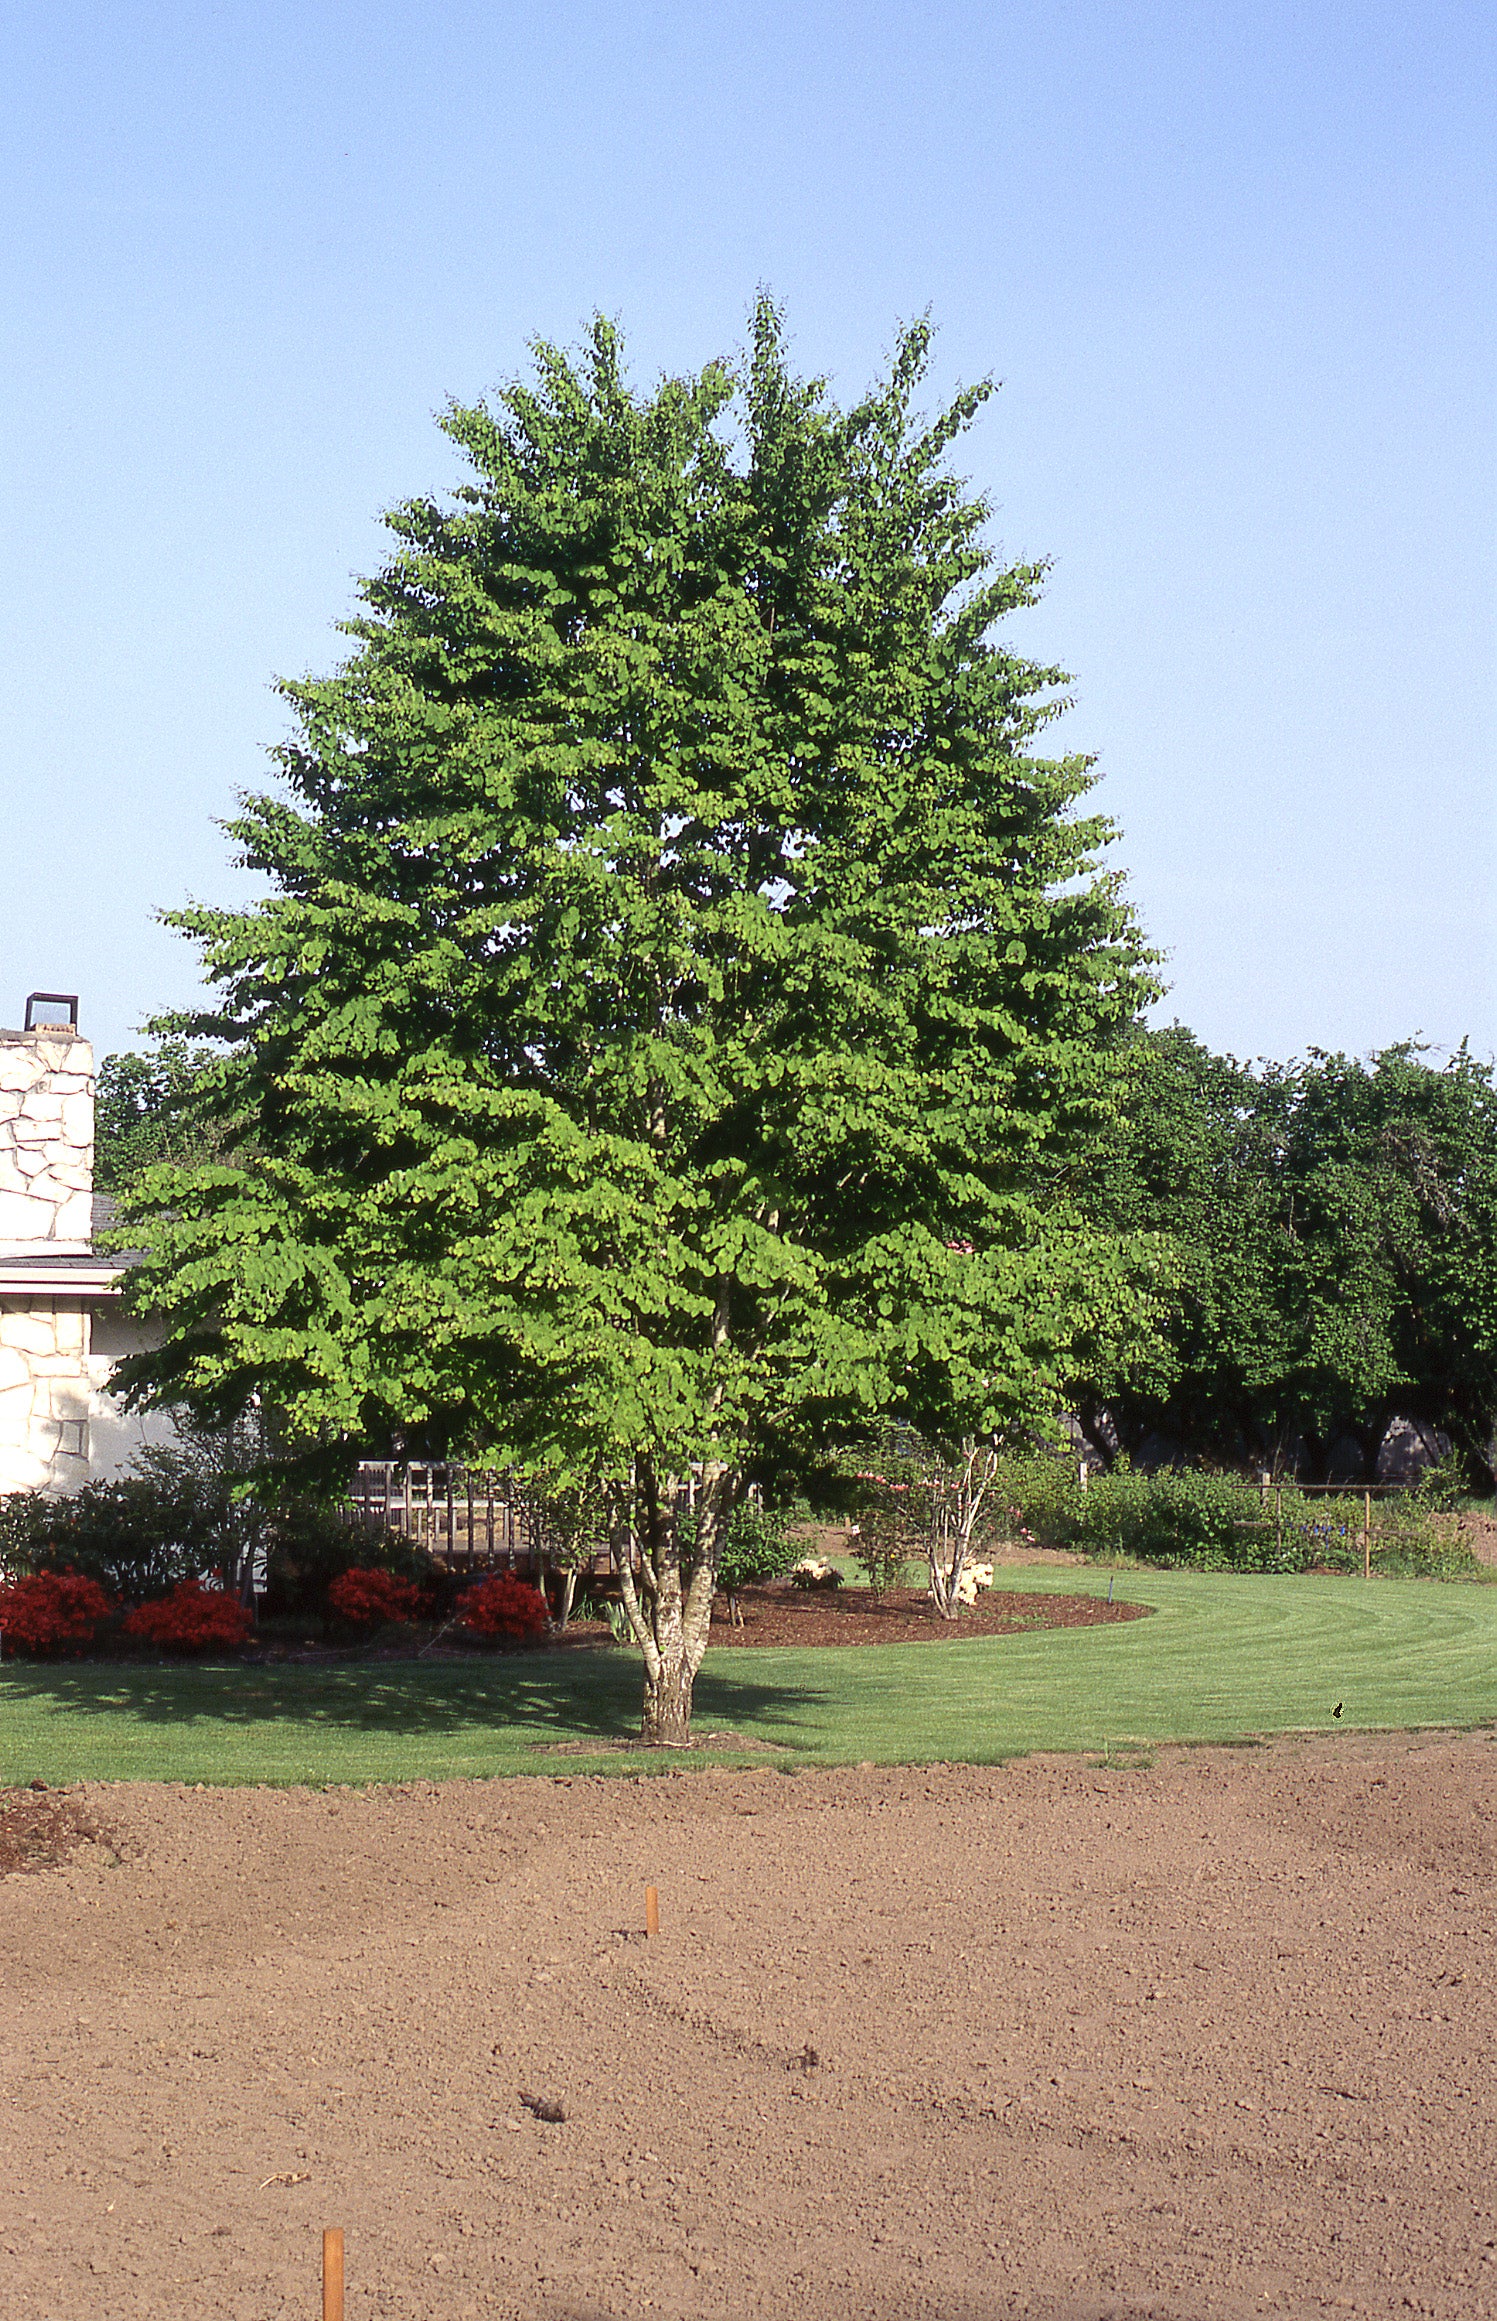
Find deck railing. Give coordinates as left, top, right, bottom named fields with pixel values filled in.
left=348, top=1463, right=612, bottom=1579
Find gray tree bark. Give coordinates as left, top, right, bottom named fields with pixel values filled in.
left=614, top=1456, right=735, bottom=1746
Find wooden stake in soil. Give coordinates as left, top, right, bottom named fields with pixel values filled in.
left=645, top=1884, right=660, bottom=1938
left=323, top=2227, right=344, bottom=2321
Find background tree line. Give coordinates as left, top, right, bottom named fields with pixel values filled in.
left=1067, top=1025, right=1497, bottom=1485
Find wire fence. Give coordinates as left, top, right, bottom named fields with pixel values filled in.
left=1249, top=1481, right=1389, bottom=1577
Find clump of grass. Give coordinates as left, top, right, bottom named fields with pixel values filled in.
left=1087, top=1737, right=1155, bottom=1771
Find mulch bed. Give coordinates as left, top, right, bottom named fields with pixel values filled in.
left=0, top=1784, right=117, bottom=1875
left=702, top=1583, right=1153, bottom=1647
left=241, top=1592, right=1153, bottom=1660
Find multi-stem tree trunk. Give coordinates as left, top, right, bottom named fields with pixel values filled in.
left=614, top=1455, right=736, bottom=1745
left=927, top=1438, right=1001, bottom=1618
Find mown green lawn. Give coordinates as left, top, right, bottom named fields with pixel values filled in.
left=3, top=1566, right=1495, bottom=1787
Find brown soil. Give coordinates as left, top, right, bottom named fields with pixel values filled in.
left=4, top=1734, right=1497, bottom=2320
left=1459, top=1511, right=1497, bottom=1566
left=708, top=1584, right=1151, bottom=1646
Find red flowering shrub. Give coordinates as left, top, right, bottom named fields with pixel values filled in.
left=455, top=1572, right=549, bottom=1641
left=327, top=1566, right=427, bottom=1627
left=122, top=1579, right=253, bottom=1653
left=0, top=1570, right=113, bottom=1657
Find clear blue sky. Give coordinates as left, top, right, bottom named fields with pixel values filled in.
left=2, top=0, right=1491, bottom=1065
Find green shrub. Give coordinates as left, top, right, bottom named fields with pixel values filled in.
left=1085, top=1467, right=1295, bottom=1571
left=995, top=1453, right=1286, bottom=1569
left=0, top=1466, right=439, bottom=1618
left=991, top=1452, right=1088, bottom=1551
left=716, top=1500, right=803, bottom=1615
left=992, top=1451, right=1483, bottom=1578
left=843, top=1447, right=929, bottom=1596
left=0, top=1473, right=226, bottom=1601
left=1366, top=1533, right=1480, bottom=1579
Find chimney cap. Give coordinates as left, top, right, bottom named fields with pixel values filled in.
left=23, top=993, right=79, bottom=1033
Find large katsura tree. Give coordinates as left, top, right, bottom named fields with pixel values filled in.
left=116, top=301, right=1155, bottom=1743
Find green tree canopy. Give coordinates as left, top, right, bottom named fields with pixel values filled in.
left=116, top=301, right=1156, bottom=1739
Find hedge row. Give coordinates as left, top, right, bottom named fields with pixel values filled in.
left=992, top=1456, right=1478, bottom=1577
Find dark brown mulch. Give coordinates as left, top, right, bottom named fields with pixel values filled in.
left=703, top=1583, right=1153, bottom=1647
left=0, top=1785, right=117, bottom=1875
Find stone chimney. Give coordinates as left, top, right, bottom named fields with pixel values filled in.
left=0, top=1007, right=94, bottom=1257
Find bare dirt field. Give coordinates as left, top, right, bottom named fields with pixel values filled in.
left=3, top=1732, right=1495, bottom=2321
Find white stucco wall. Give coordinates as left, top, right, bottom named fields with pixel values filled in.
left=85, top=1306, right=184, bottom=1483
left=0, top=1022, right=190, bottom=1496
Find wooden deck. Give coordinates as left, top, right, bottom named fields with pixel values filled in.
left=347, top=1463, right=612, bottom=1579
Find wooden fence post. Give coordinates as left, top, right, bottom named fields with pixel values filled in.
left=1363, top=1488, right=1372, bottom=1580
left=322, top=2227, right=344, bottom=2321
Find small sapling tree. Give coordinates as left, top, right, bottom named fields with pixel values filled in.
left=712, top=1499, right=802, bottom=1626
left=530, top=1478, right=608, bottom=1630
left=926, top=1437, right=1004, bottom=1618
left=849, top=1441, right=931, bottom=1599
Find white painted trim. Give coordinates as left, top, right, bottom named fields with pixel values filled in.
left=0, top=1265, right=123, bottom=1295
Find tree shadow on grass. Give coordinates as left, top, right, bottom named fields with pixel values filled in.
left=0, top=1653, right=829, bottom=1750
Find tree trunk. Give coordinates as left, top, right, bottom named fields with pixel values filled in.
left=928, top=1494, right=960, bottom=1620
left=641, top=1652, right=696, bottom=1746
left=613, top=1455, right=734, bottom=1747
